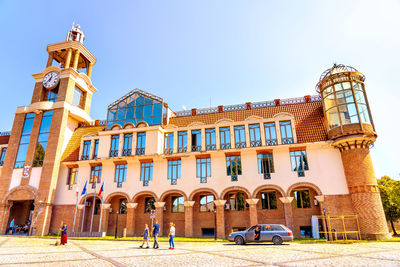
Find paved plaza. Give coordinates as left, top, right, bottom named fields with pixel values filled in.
left=0, top=236, right=399, bottom=266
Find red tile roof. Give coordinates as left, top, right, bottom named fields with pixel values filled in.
left=0, top=135, right=9, bottom=145
left=169, top=101, right=327, bottom=144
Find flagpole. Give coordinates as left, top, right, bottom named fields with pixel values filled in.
left=98, top=181, right=105, bottom=232
left=89, top=180, right=97, bottom=232
left=81, top=180, right=88, bottom=232
left=72, top=179, right=79, bottom=232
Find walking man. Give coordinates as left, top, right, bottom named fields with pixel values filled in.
left=152, top=219, right=160, bottom=249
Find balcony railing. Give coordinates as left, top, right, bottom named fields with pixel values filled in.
left=122, top=149, right=132, bottom=156
left=191, top=145, right=202, bottom=152
left=178, top=147, right=187, bottom=153
left=92, top=154, right=98, bottom=159
left=235, top=142, right=246, bottom=148
left=263, top=173, right=271, bottom=179
left=164, top=148, right=173, bottom=154
left=266, top=139, right=278, bottom=146
left=109, top=150, right=119, bottom=157
left=220, top=143, right=231, bottom=150
left=231, top=175, right=238, bottom=182
left=250, top=140, right=262, bottom=147
left=81, top=155, right=89, bottom=160
left=136, top=148, right=145, bottom=155
left=282, top=137, right=294, bottom=144
left=206, top=144, right=216, bottom=151
left=0, top=161, right=3, bottom=166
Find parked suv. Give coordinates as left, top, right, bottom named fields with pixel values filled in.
left=227, top=224, right=293, bottom=245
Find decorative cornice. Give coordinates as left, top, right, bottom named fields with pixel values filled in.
left=348, top=185, right=379, bottom=194
left=47, top=41, right=96, bottom=64
left=245, top=198, right=259, bottom=205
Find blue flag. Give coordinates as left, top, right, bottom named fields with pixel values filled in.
left=81, top=180, right=88, bottom=196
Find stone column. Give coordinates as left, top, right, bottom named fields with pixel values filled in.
left=214, top=200, right=226, bottom=238
left=99, top=204, right=111, bottom=233
left=315, top=195, right=327, bottom=239
left=246, top=199, right=259, bottom=226
left=184, top=201, right=195, bottom=237
left=126, top=203, right=138, bottom=236
left=46, top=52, right=54, bottom=67
left=279, top=197, right=294, bottom=231
left=72, top=50, right=80, bottom=70
left=87, top=62, right=94, bottom=78
left=154, top=202, right=165, bottom=236
left=65, top=49, right=72, bottom=69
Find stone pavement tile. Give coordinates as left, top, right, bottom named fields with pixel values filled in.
left=0, top=251, right=95, bottom=264
left=362, top=250, right=400, bottom=262
left=219, top=246, right=330, bottom=264
left=7, top=259, right=114, bottom=267
left=282, top=255, right=399, bottom=267
left=117, top=252, right=258, bottom=267
left=96, top=247, right=188, bottom=257
left=282, top=243, right=390, bottom=255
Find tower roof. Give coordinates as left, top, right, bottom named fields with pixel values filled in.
left=318, top=63, right=364, bottom=83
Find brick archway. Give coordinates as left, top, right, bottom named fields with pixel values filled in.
left=159, top=189, right=187, bottom=202
left=131, top=191, right=158, bottom=203
left=286, top=182, right=323, bottom=196
left=79, top=193, right=101, bottom=204
left=252, top=184, right=286, bottom=198
left=189, top=188, right=218, bottom=201
left=104, top=192, right=130, bottom=204
left=2, top=185, right=39, bottom=204
left=220, top=186, right=251, bottom=199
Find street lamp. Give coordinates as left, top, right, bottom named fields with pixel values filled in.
left=114, top=210, right=119, bottom=239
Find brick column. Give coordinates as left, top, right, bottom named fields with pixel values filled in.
left=99, top=204, right=110, bottom=233
left=0, top=202, right=12, bottom=234
left=315, top=195, right=328, bottom=238
left=246, top=199, right=259, bottom=226
left=126, top=203, right=138, bottom=236
left=279, top=197, right=294, bottom=231
left=74, top=204, right=85, bottom=233
left=154, top=202, right=165, bottom=236
left=214, top=200, right=226, bottom=238
left=184, top=201, right=195, bottom=237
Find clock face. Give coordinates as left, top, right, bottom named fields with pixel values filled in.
left=43, top=72, right=60, bottom=89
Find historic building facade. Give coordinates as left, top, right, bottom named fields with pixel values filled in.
left=0, top=26, right=390, bottom=239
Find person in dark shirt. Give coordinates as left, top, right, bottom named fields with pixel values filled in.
left=254, top=226, right=261, bottom=241
left=60, top=223, right=67, bottom=245
left=152, top=219, right=160, bottom=249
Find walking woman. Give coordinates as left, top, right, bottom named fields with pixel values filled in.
left=139, top=224, right=150, bottom=248
left=60, top=223, right=67, bottom=245
left=168, top=222, right=175, bottom=250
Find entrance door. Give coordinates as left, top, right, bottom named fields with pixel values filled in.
left=8, top=200, right=34, bottom=235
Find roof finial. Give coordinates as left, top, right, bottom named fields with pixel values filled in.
left=66, top=23, right=85, bottom=43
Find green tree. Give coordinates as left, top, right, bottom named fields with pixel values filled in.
left=377, top=176, right=400, bottom=236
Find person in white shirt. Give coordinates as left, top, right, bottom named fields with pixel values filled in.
left=168, top=222, right=175, bottom=250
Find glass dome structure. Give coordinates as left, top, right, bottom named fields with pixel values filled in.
left=106, top=89, right=165, bottom=129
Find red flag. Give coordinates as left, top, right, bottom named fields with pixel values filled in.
left=97, top=182, right=104, bottom=196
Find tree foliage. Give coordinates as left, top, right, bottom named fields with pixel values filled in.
left=377, top=176, right=400, bottom=235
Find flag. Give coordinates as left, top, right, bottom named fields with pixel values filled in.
left=97, top=182, right=104, bottom=196
left=75, top=185, right=79, bottom=197
left=81, top=180, right=88, bottom=196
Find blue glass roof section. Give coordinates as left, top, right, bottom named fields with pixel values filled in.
left=106, top=89, right=163, bottom=128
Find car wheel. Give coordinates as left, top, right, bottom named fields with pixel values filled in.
left=272, top=236, right=283, bottom=245
left=234, top=236, right=245, bottom=245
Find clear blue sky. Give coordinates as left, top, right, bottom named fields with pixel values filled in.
left=0, top=0, right=399, bottom=180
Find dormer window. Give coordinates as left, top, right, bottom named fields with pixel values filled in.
left=280, top=121, right=294, bottom=144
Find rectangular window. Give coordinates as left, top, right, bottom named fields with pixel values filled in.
left=226, top=155, right=242, bottom=181
left=294, top=190, right=311, bottom=208
left=14, top=113, right=35, bottom=168
left=191, top=130, right=202, bottom=151
left=264, top=122, right=277, bottom=145
left=136, top=132, right=146, bottom=155
left=67, top=167, right=78, bottom=190
left=196, top=157, right=211, bottom=183
left=228, top=192, right=245, bottom=211
left=168, top=160, right=181, bottom=185
left=164, top=133, right=174, bottom=154
left=33, top=110, right=53, bottom=167
left=249, top=124, right=261, bottom=147
left=72, top=86, right=85, bottom=108
left=260, top=191, right=277, bottom=210
left=110, top=135, right=119, bottom=157
left=45, top=88, right=58, bottom=102
left=205, top=128, right=216, bottom=151
left=122, top=134, right=132, bottom=156
left=199, top=195, right=215, bottom=212
left=257, top=153, right=275, bottom=179
left=290, top=150, right=309, bottom=177
left=178, top=131, right=187, bottom=153
left=0, top=147, right=7, bottom=166
left=234, top=125, right=246, bottom=148
left=115, top=164, right=127, bottom=188
left=140, top=162, right=153, bottom=186
left=92, top=139, right=99, bottom=159
left=90, top=165, right=102, bottom=189
left=171, top=196, right=184, bottom=213
left=219, top=127, right=231, bottom=149
left=81, top=140, right=91, bottom=160
left=144, top=197, right=155, bottom=213
left=280, top=121, right=294, bottom=144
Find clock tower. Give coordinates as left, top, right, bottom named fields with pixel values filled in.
left=0, top=24, right=97, bottom=236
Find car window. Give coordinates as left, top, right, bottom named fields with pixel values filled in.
left=270, top=225, right=284, bottom=231
left=248, top=226, right=256, bottom=231
left=261, top=225, right=272, bottom=231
